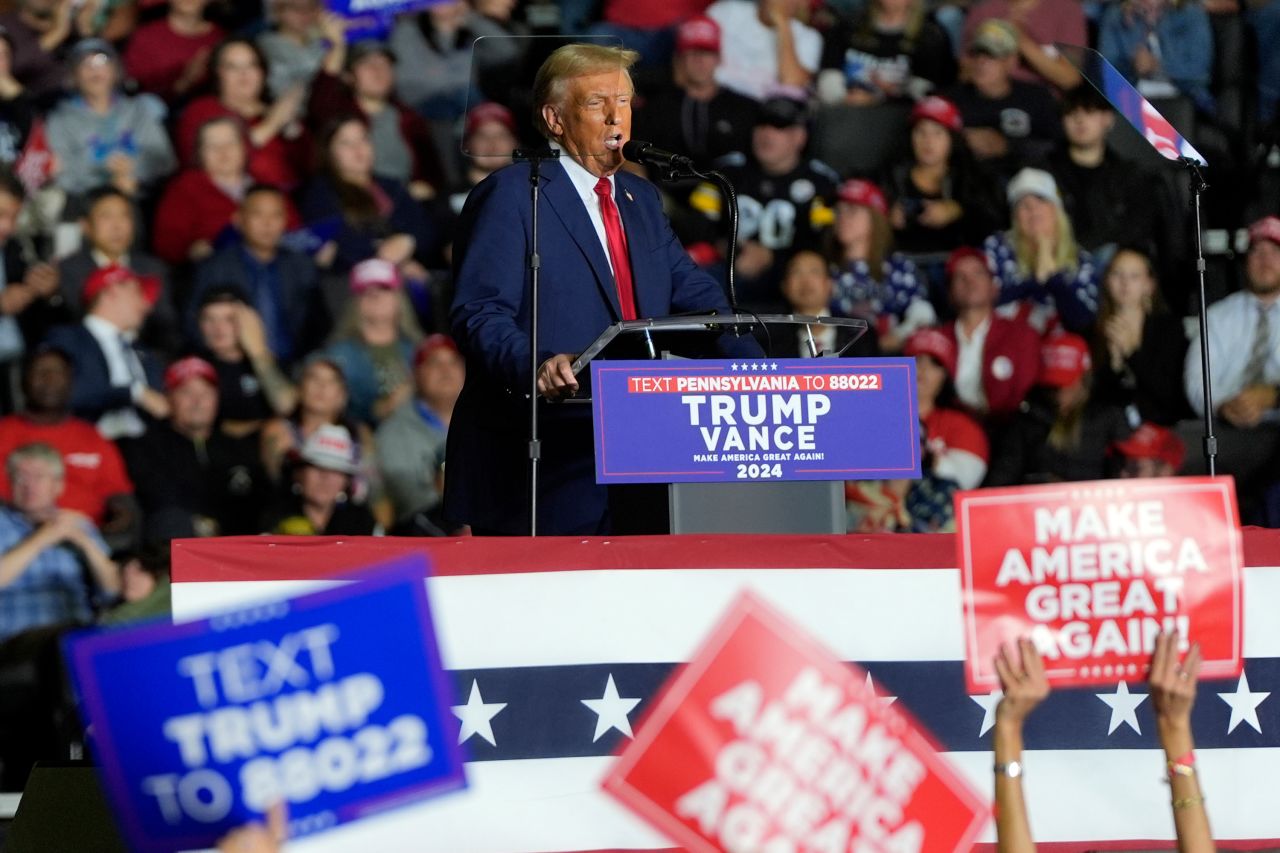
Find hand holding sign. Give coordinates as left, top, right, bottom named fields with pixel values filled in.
left=1149, top=630, right=1202, bottom=731
left=993, top=638, right=1050, bottom=731
left=991, top=639, right=1048, bottom=853
left=64, top=556, right=464, bottom=853
left=604, top=592, right=988, bottom=853
left=216, top=802, right=287, bottom=853
left=1147, top=632, right=1214, bottom=853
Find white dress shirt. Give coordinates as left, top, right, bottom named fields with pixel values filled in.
left=954, top=314, right=992, bottom=413
left=1186, top=291, right=1280, bottom=419
left=554, top=144, right=623, bottom=278
left=83, top=314, right=147, bottom=439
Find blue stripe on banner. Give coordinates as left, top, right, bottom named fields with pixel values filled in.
left=447, top=659, right=1280, bottom=761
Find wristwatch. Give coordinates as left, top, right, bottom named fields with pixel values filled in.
left=994, top=761, right=1023, bottom=778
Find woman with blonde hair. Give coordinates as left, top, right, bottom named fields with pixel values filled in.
left=985, top=167, right=1099, bottom=334
left=826, top=178, right=935, bottom=352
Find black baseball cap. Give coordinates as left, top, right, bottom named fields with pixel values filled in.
left=758, top=93, right=809, bottom=128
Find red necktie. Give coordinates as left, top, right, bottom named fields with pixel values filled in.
left=593, top=177, right=638, bottom=320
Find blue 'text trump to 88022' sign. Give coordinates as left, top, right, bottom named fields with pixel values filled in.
left=63, top=556, right=464, bottom=853
left=591, top=358, right=921, bottom=483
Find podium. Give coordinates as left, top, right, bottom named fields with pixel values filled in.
left=570, top=314, right=877, bottom=535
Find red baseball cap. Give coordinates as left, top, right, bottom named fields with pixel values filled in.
left=83, top=264, right=160, bottom=306
left=164, top=356, right=218, bottom=392
left=903, top=327, right=957, bottom=377
left=349, top=258, right=401, bottom=294
left=1248, top=215, right=1280, bottom=248
left=911, top=96, right=963, bottom=132
left=465, top=101, right=516, bottom=139
left=413, top=333, right=460, bottom=368
left=836, top=179, right=888, bottom=216
left=945, top=246, right=992, bottom=281
left=1039, top=332, right=1092, bottom=388
left=676, top=14, right=721, bottom=53
left=1113, top=422, right=1186, bottom=471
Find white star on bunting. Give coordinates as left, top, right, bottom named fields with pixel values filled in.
left=731, top=362, right=739, bottom=371
left=1096, top=681, right=1147, bottom=735
left=1218, top=670, right=1270, bottom=734
left=970, top=688, right=1002, bottom=736
left=581, top=674, right=641, bottom=742
left=452, top=679, right=507, bottom=746
left=864, top=672, right=897, bottom=708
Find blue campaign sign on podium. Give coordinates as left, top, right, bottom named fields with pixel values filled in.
left=63, top=556, right=465, bottom=853
left=591, top=358, right=922, bottom=484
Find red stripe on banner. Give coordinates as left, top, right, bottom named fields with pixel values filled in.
left=172, top=528, right=1280, bottom=583
left=171, top=533, right=957, bottom=582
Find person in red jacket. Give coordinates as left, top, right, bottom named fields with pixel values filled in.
left=122, top=0, right=224, bottom=105
left=152, top=116, right=300, bottom=266
left=940, top=245, right=1041, bottom=424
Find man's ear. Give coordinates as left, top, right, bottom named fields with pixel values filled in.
left=542, top=104, right=563, bottom=139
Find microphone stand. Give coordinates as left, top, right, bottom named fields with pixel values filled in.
left=656, top=161, right=743, bottom=325
left=1180, top=156, right=1216, bottom=476
left=513, top=146, right=560, bottom=536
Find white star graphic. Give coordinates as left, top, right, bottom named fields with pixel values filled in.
left=864, top=672, right=897, bottom=708
left=750, top=362, right=759, bottom=371
left=1218, top=670, right=1270, bottom=734
left=581, top=674, right=641, bottom=742
left=1096, top=681, right=1147, bottom=735
left=731, top=362, right=739, bottom=371
left=770, top=362, right=779, bottom=371
left=970, top=688, right=1002, bottom=736
left=452, top=679, right=507, bottom=746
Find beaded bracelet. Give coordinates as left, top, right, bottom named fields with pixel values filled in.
left=1167, top=750, right=1196, bottom=779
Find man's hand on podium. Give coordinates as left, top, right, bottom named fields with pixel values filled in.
left=538, top=354, right=580, bottom=400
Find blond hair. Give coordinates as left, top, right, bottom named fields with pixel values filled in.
left=7, top=443, right=64, bottom=481
left=532, top=43, right=640, bottom=139
left=1011, top=204, right=1081, bottom=280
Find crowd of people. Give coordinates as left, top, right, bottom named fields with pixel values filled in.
left=0, top=0, right=1275, bottom=789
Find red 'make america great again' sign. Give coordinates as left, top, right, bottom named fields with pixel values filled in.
left=603, top=592, right=989, bottom=853
left=956, top=477, right=1244, bottom=690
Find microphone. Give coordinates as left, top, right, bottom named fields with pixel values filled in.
left=623, top=140, right=694, bottom=170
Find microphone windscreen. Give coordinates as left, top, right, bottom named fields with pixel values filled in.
left=622, top=140, right=648, bottom=162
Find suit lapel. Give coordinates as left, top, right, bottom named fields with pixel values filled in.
left=541, top=161, right=622, bottom=319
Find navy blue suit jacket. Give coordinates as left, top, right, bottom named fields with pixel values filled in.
left=44, top=322, right=164, bottom=424
left=188, top=245, right=326, bottom=364
left=444, top=159, right=736, bottom=535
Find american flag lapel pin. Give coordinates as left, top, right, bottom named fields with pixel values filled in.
left=624, top=189, right=634, bottom=202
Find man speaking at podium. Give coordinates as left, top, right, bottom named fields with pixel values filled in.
left=446, top=43, right=741, bottom=536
